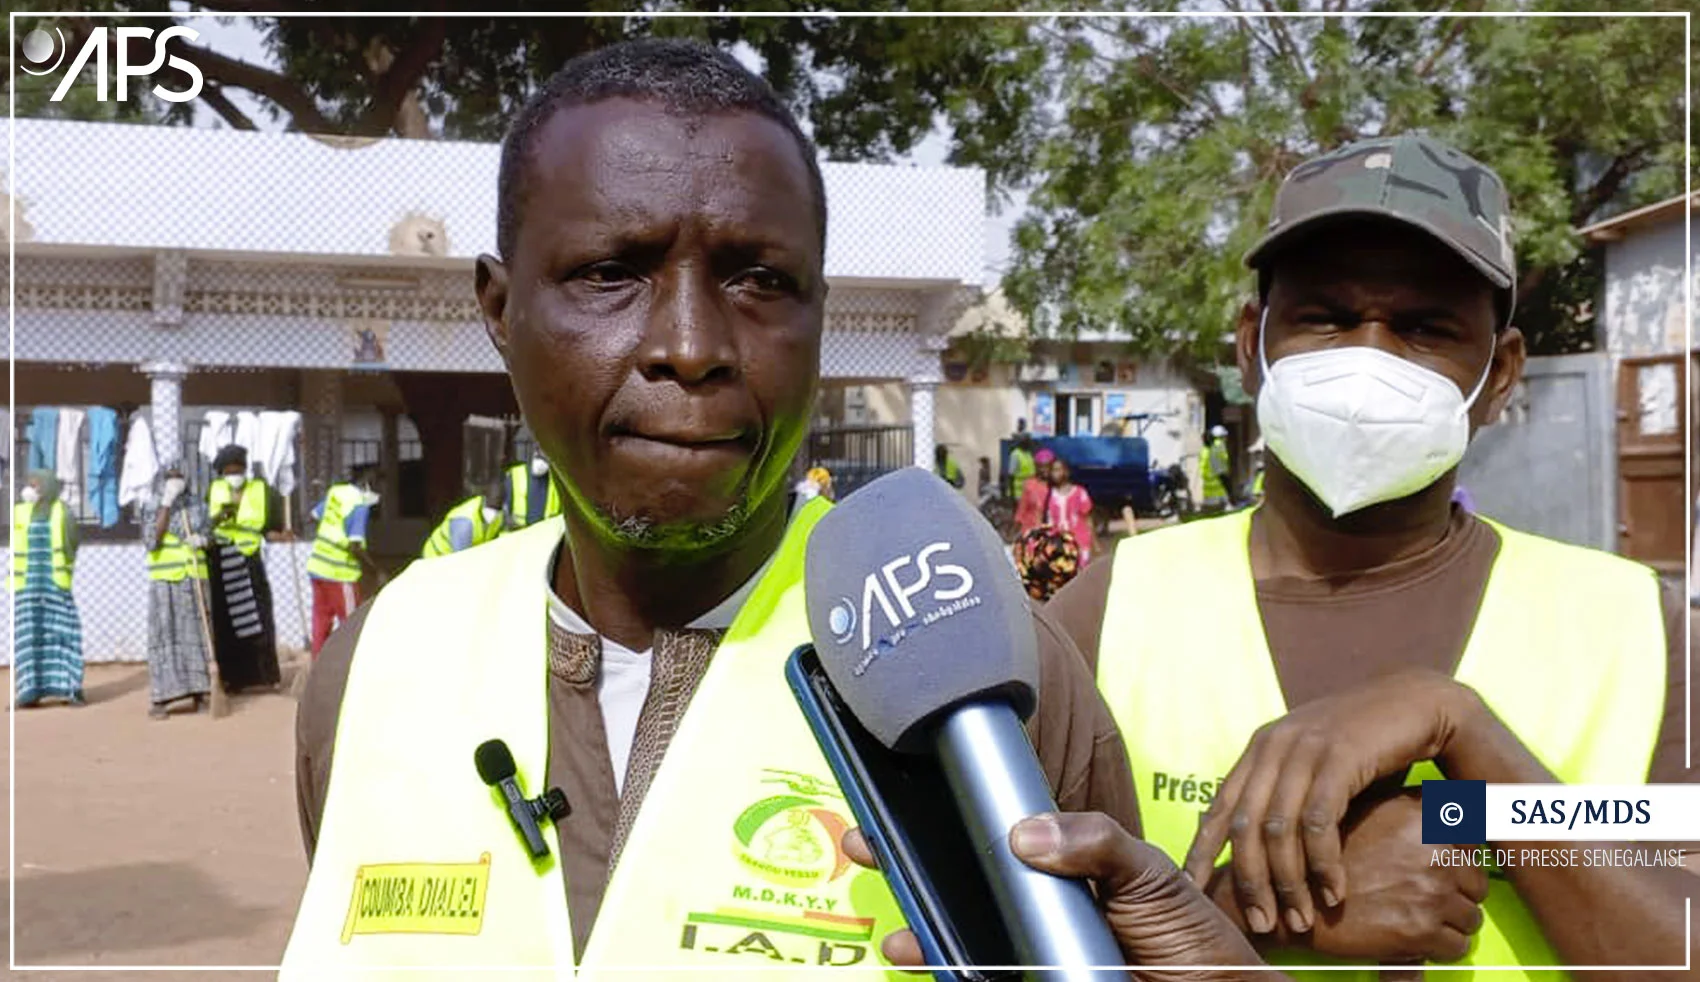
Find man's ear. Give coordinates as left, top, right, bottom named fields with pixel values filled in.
left=1235, top=300, right=1262, bottom=399
left=1477, top=326, right=1527, bottom=427
left=476, top=254, right=512, bottom=362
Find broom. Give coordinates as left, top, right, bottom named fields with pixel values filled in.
left=180, top=509, right=230, bottom=719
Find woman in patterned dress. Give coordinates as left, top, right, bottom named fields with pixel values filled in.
left=13, top=470, right=84, bottom=707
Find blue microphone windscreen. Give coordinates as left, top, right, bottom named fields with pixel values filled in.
left=804, top=467, right=1040, bottom=752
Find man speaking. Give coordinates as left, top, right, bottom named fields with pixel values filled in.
left=282, top=39, right=1137, bottom=978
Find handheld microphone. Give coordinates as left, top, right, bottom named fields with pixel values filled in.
left=474, top=739, right=570, bottom=861
left=803, top=467, right=1128, bottom=980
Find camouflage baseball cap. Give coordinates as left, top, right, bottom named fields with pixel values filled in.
left=1245, top=134, right=1516, bottom=292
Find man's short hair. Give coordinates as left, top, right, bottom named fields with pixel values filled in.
left=497, top=38, right=827, bottom=261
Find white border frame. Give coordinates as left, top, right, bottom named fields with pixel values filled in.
left=6, top=7, right=1693, bottom=971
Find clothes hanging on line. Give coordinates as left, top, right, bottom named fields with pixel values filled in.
left=255, top=411, right=302, bottom=497
left=86, top=407, right=121, bottom=528
left=26, top=408, right=58, bottom=475
left=119, top=414, right=160, bottom=511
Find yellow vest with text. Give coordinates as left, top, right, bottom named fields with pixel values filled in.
left=421, top=495, right=501, bottom=559
left=147, top=522, right=208, bottom=582
left=506, top=464, right=563, bottom=532
left=308, top=484, right=367, bottom=583
left=1096, top=509, right=1665, bottom=982
left=10, top=500, right=72, bottom=591
left=208, top=477, right=268, bottom=556
left=279, top=497, right=912, bottom=981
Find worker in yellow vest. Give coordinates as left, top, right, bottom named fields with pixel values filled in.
left=206, top=444, right=281, bottom=692
left=12, top=470, right=85, bottom=707
left=420, top=478, right=507, bottom=559
left=504, top=453, right=563, bottom=531
left=1048, top=134, right=1694, bottom=977
left=144, top=465, right=213, bottom=719
left=280, top=39, right=1140, bottom=980
left=305, top=463, right=382, bottom=658
left=1198, top=424, right=1231, bottom=511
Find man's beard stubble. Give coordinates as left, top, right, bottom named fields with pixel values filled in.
left=600, top=494, right=753, bottom=552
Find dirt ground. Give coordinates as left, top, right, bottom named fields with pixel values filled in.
left=6, top=660, right=308, bottom=980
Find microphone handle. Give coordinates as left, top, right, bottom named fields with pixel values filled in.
left=934, top=702, right=1129, bottom=981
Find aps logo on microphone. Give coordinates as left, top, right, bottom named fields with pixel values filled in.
left=830, top=541, right=980, bottom=671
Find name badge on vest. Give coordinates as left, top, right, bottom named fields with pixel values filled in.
left=340, top=853, right=491, bottom=944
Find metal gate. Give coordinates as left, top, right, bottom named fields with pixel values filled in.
left=799, top=424, right=913, bottom=499
left=1458, top=353, right=1616, bottom=552
left=1616, top=353, right=1686, bottom=573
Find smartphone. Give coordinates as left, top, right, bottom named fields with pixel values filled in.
left=785, top=644, right=1023, bottom=982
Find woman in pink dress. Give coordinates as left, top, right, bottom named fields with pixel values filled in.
left=1042, top=458, right=1097, bottom=565
left=1013, top=448, right=1057, bottom=536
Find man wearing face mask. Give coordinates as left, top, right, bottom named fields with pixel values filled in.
left=305, top=463, right=383, bottom=657
left=420, top=477, right=508, bottom=559
left=504, top=452, right=563, bottom=532
left=1049, top=134, right=1695, bottom=974
left=206, top=444, right=282, bottom=691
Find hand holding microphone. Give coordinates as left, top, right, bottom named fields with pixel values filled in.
left=843, top=815, right=1279, bottom=979
left=802, top=467, right=1128, bottom=980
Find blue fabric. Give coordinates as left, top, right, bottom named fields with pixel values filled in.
left=528, top=472, right=550, bottom=525
left=310, top=497, right=325, bottom=523
left=344, top=503, right=371, bottom=541
left=447, top=516, right=474, bottom=553
left=15, top=520, right=83, bottom=706
left=86, top=407, right=120, bottom=527
left=26, top=408, right=58, bottom=474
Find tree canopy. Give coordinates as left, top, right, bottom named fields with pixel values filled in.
left=8, top=2, right=1689, bottom=359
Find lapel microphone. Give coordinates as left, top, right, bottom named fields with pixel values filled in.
left=475, top=739, right=570, bottom=860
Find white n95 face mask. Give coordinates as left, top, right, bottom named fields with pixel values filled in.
left=20, top=486, right=39, bottom=504
left=225, top=474, right=246, bottom=491
left=1255, top=308, right=1494, bottom=519
left=530, top=457, right=549, bottom=477
left=481, top=506, right=501, bottom=524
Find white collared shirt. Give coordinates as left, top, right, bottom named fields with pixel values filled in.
left=542, top=499, right=795, bottom=794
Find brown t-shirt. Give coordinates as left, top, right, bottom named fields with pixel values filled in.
left=1046, top=508, right=1696, bottom=804
left=295, top=546, right=1139, bottom=960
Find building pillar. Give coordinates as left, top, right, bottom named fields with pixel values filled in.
left=909, top=379, right=937, bottom=471
left=139, top=360, right=190, bottom=466
left=302, top=369, right=344, bottom=511
left=379, top=408, right=401, bottom=507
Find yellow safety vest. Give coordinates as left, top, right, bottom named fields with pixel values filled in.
left=279, top=497, right=910, bottom=981
left=10, top=500, right=73, bottom=591
left=421, top=495, right=501, bottom=559
left=1200, top=439, right=1229, bottom=499
left=307, top=484, right=368, bottom=583
left=208, top=477, right=269, bottom=557
left=506, top=463, right=563, bottom=532
left=147, top=521, right=208, bottom=582
left=1095, top=509, right=1666, bottom=982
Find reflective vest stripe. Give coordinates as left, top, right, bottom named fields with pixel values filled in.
left=1095, top=508, right=1665, bottom=981
left=148, top=529, right=208, bottom=582
left=10, top=500, right=73, bottom=591
left=280, top=496, right=908, bottom=979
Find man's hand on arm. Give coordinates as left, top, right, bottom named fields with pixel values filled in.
left=1183, top=669, right=1695, bottom=974
left=1198, top=790, right=1487, bottom=963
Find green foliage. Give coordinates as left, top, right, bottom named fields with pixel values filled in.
left=999, top=2, right=1688, bottom=359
